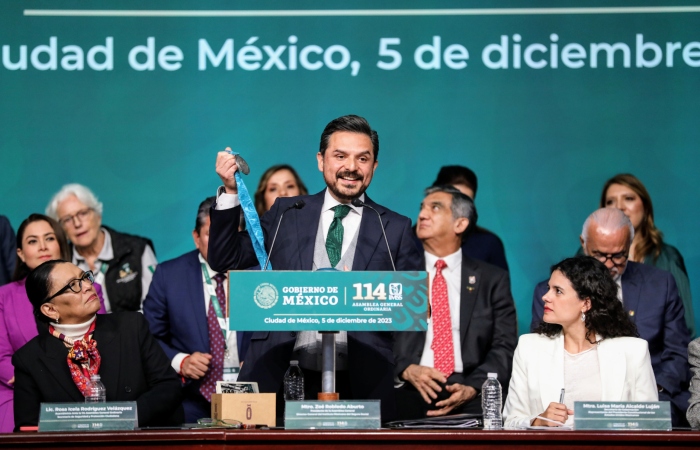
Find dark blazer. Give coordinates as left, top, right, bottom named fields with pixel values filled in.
left=0, top=216, right=15, bottom=287
left=395, top=254, right=517, bottom=392
left=530, top=261, right=691, bottom=422
left=462, top=227, right=509, bottom=272
left=143, top=250, right=252, bottom=421
left=208, top=190, right=423, bottom=422
left=12, top=312, right=183, bottom=430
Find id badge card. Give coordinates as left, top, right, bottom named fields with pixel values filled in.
left=223, top=366, right=240, bottom=382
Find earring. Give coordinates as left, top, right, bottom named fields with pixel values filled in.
left=56, top=317, right=60, bottom=324
left=580, top=312, right=586, bottom=322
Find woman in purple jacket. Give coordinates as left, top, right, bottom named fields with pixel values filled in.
left=0, top=214, right=106, bottom=433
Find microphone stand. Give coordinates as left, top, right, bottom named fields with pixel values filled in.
left=318, top=332, right=338, bottom=401
left=318, top=198, right=395, bottom=401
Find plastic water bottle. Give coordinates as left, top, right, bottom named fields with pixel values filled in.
left=283, top=360, right=304, bottom=401
left=84, top=374, right=107, bottom=403
left=481, top=372, right=502, bottom=430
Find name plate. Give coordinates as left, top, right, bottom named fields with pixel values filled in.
left=38, top=402, right=138, bottom=432
left=229, top=271, right=428, bottom=331
left=573, top=401, right=671, bottom=431
left=284, top=400, right=381, bottom=429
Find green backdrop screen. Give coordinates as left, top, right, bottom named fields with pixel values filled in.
left=2, top=0, right=699, bottom=334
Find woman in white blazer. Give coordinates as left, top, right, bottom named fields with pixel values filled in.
left=503, top=256, right=658, bottom=428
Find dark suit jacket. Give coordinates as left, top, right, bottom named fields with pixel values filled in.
left=208, top=190, right=423, bottom=421
left=395, top=254, right=517, bottom=393
left=143, top=250, right=251, bottom=421
left=462, top=227, right=509, bottom=272
left=0, top=216, right=15, bottom=287
left=530, top=261, right=691, bottom=419
left=12, top=312, right=183, bottom=430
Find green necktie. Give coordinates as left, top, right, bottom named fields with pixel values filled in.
left=326, top=204, right=352, bottom=267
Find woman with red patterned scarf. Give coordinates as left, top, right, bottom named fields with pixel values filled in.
left=12, top=260, right=183, bottom=430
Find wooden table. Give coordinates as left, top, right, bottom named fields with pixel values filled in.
left=1, top=428, right=700, bottom=449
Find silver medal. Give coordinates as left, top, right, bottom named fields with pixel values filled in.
left=234, top=154, right=250, bottom=175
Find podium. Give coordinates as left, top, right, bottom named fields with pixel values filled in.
left=228, top=270, right=428, bottom=401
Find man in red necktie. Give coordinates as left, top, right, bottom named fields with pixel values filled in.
left=394, top=186, right=517, bottom=419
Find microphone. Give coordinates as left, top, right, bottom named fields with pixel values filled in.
left=263, top=200, right=306, bottom=271
left=351, top=198, right=396, bottom=271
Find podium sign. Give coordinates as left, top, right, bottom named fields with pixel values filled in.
left=284, top=400, right=381, bottom=429
left=228, top=271, right=428, bottom=331
left=573, top=401, right=672, bottom=431
left=38, top=402, right=138, bottom=432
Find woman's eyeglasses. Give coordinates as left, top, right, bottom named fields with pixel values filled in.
left=45, top=271, right=95, bottom=302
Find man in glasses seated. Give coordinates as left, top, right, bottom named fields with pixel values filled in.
left=531, top=207, right=691, bottom=426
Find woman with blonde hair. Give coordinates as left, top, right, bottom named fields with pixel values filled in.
left=600, top=173, right=694, bottom=336
left=253, top=165, right=308, bottom=217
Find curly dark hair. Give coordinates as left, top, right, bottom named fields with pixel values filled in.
left=534, top=256, right=637, bottom=343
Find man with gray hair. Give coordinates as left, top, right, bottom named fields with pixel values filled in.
left=531, top=207, right=691, bottom=425
left=394, top=186, right=517, bottom=419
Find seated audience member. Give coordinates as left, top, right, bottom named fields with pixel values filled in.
left=0, top=216, right=15, bottom=286
left=688, top=337, right=700, bottom=427
left=46, top=183, right=157, bottom=313
left=599, top=173, right=694, bottom=337
left=13, top=260, right=182, bottom=430
left=394, top=186, right=517, bottom=419
left=0, top=214, right=106, bottom=433
left=254, top=164, right=308, bottom=217
left=532, top=208, right=690, bottom=425
left=505, top=256, right=658, bottom=428
left=144, top=197, right=251, bottom=423
left=424, top=165, right=508, bottom=271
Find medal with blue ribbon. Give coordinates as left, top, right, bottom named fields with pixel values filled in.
left=225, top=150, right=271, bottom=270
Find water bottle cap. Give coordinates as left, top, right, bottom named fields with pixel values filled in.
left=487, top=372, right=498, bottom=378
left=290, top=360, right=299, bottom=365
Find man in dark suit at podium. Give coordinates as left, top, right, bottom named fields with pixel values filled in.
left=394, top=186, right=517, bottom=419
left=208, top=115, right=423, bottom=422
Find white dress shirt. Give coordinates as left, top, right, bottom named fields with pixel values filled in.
left=616, top=277, right=624, bottom=304
left=563, top=346, right=602, bottom=412
left=170, top=254, right=239, bottom=376
left=319, top=190, right=364, bottom=262
left=420, top=249, right=464, bottom=374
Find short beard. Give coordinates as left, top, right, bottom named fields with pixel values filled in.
left=327, top=182, right=366, bottom=203
left=325, top=170, right=366, bottom=203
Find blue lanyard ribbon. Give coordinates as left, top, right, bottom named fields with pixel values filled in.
left=226, top=151, right=271, bottom=270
